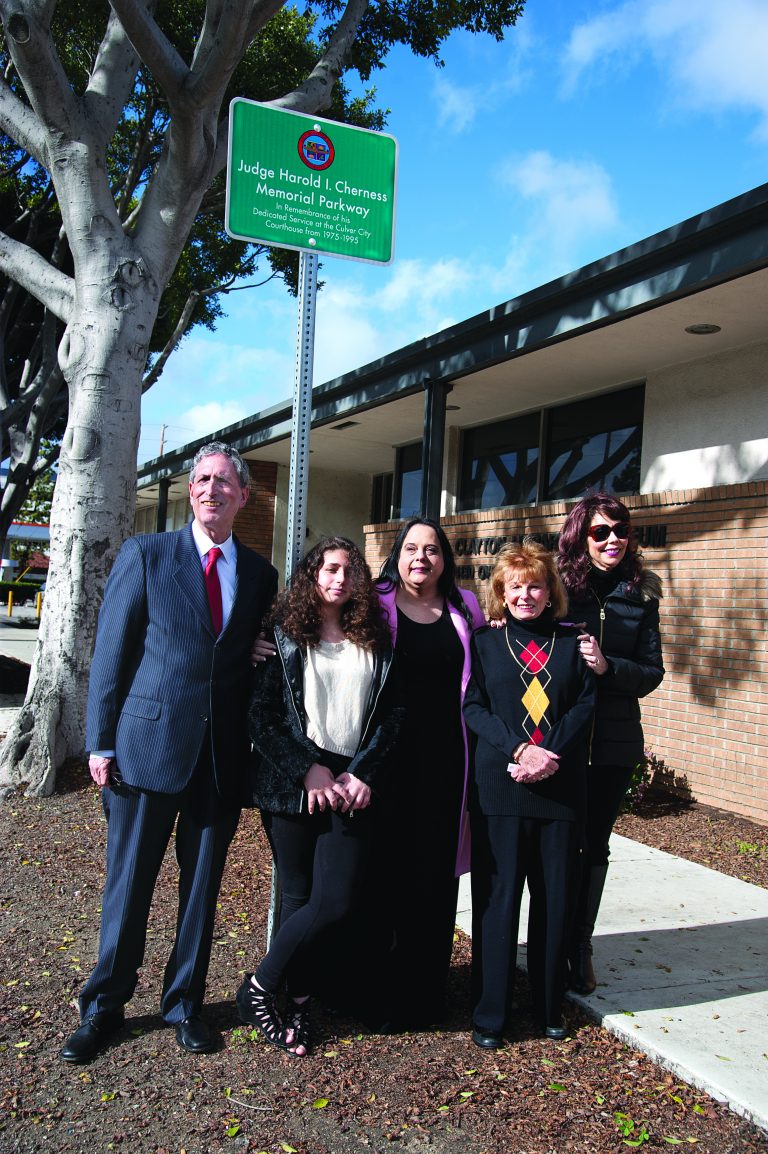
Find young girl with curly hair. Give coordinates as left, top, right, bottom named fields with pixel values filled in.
left=237, top=537, right=399, bottom=1056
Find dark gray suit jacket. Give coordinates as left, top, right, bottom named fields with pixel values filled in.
left=86, top=524, right=277, bottom=800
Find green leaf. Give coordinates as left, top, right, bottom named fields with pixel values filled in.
left=226, top=1123, right=240, bottom=1137
left=459, top=1091, right=474, bottom=1099
left=437, top=1105, right=449, bottom=1113
left=280, top=1145, right=298, bottom=1153
left=662, top=1139, right=683, bottom=1145
left=312, top=1098, right=329, bottom=1109
left=548, top=1082, right=567, bottom=1093
left=692, top=1105, right=705, bottom=1115
left=100, top=1091, right=117, bottom=1102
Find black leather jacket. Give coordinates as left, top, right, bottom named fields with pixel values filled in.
left=568, top=572, right=664, bottom=769
left=247, top=625, right=400, bottom=814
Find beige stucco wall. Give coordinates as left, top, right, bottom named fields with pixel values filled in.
left=642, top=338, right=768, bottom=492
left=271, top=462, right=372, bottom=580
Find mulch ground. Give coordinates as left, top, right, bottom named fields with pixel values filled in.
left=1, top=761, right=767, bottom=1154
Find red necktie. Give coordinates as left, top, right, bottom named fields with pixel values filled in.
left=204, top=547, right=223, bottom=635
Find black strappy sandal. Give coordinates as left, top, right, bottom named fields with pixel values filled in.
left=284, top=995, right=312, bottom=1057
left=236, top=976, right=287, bottom=1050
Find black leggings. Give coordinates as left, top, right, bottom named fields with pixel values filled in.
left=257, top=805, right=372, bottom=996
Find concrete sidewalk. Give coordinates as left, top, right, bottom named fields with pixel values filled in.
left=458, top=834, right=768, bottom=1133
left=0, top=610, right=38, bottom=732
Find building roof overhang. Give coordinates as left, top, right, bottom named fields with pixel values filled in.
left=137, top=182, right=768, bottom=507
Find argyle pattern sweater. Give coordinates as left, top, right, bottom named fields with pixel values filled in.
left=464, top=614, right=595, bottom=821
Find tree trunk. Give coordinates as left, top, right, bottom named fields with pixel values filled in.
left=0, top=261, right=158, bottom=796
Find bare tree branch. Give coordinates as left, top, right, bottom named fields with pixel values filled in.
left=245, top=0, right=289, bottom=40
left=0, top=0, right=84, bottom=143
left=0, top=229, right=74, bottom=321
left=107, top=0, right=188, bottom=109
left=115, top=97, right=161, bottom=219
left=141, top=259, right=281, bottom=392
left=0, top=76, right=48, bottom=165
left=84, top=7, right=143, bottom=147
left=187, top=1, right=282, bottom=109
left=141, top=287, right=200, bottom=392
left=272, top=0, right=370, bottom=113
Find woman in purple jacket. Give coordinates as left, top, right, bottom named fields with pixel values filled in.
left=370, top=518, right=485, bottom=1031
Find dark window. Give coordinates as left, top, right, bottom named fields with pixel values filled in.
left=544, top=386, right=644, bottom=501
left=458, top=413, right=540, bottom=512
left=371, top=473, right=393, bottom=523
left=392, top=442, right=422, bottom=519
left=456, top=384, right=644, bottom=512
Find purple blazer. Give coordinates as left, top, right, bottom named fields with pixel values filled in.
left=377, top=583, right=486, bottom=875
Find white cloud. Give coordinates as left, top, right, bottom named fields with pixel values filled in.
left=498, top=150, right=620, bottom=278
left=562, top=0, right=768, bottom=137
left=178, top=400, right=250, bottom=436
left=433, top=75, right=481, bottom=133
left=431, top=25, right=533, bottom=133
left=311, top=257, right=484, bottom=382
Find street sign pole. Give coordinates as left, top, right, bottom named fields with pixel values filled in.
left=284, top=250, right=318, bottom=584
left=266, top=249, right=318, bottom=947
left=225, top=100, right=397, bottom=947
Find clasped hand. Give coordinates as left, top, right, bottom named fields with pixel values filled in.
left=508, top=744, right=560, bottom=783
left=303, top=763, right=371, bottom=814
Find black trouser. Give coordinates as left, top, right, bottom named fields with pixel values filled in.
left=257, top=798, right=372, bottom=997
left=583, top=763, right=636, bottom=866
left=471, top=811, right=580, bottom=1033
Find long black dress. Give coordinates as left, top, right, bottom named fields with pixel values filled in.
left=373, top=607, right=466, bottom=1029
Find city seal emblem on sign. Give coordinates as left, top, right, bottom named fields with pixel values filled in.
left=298, top=128, right=335, bottom=171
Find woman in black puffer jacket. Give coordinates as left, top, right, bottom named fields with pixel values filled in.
left=558, top=494, right=664, bottom=995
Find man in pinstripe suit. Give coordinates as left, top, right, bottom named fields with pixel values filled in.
left=60, top=442, right=277, bottom=1063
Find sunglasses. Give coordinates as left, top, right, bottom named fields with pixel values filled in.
left=587, top=522, right=630, bottom=542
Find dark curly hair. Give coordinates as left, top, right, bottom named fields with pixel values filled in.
left=376, top=517, right=475, bottom=627
left=267, top=536, right=389, bottom=652
left=557, top=493, right=646, bottom=598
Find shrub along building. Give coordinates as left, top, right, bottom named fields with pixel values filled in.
left=137, top=183, right=768, bottom=825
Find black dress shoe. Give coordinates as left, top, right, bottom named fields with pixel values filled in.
left=543, top=1018, right=568, bottom=1040
left=471, top=1026, right=505, bottom=1050
left=175, top=1015, right=213, bottom=1053
left=60, top=1010, right=124, bottom=1064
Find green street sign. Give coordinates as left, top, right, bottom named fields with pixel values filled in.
left=226, top=99, right=398, bottom=264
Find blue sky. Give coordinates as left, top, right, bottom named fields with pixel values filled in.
left=138, top=0, right=768, bottom=462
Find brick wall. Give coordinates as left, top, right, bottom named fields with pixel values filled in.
left=365, top=480, right=768, bottom=825
left=233, top=461, right=278, bottom=561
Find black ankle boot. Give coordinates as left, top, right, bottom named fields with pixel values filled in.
left=568, top=941, right=596, bottom=995
left=568, top=863, right=609, bottom=995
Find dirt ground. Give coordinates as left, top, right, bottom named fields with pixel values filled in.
left=1, top=761, right=767, bottom=1154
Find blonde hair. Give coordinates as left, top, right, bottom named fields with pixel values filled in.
left=486, top=538, right=568, bottom=621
